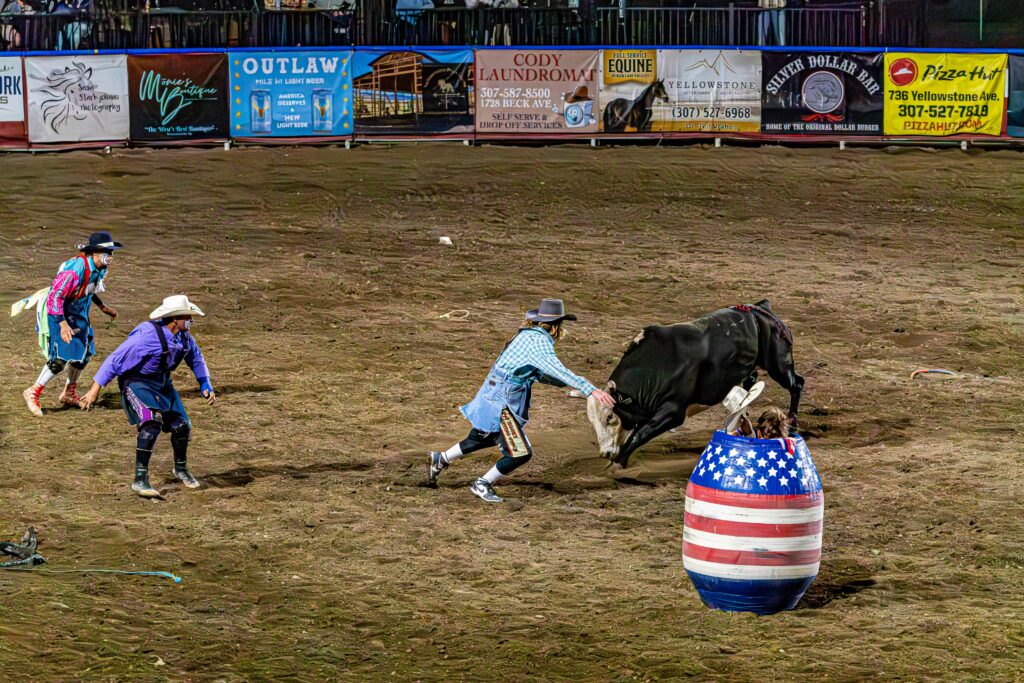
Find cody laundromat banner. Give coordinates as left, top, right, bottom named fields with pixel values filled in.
left=762, top=52, right=884, bottom=135
left=351, top=48, right=474, bottom=136
left=229, top=50, right=354, bottom=138
left=600, top=49, right=762, bottom=134
left=884, top=52, right=1006, bottom=136
left=128, top=54, right=229, bottom=142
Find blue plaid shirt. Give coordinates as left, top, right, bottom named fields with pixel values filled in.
left=493, top=328, right=596, bottom=396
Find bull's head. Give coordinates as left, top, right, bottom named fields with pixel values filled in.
left=586, top=381, right=630, bottom=459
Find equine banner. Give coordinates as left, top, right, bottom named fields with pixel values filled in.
left=599, top=49, right=761, bottom=134
left=128, top=54, right=229, bottom=142
left=229, top=50, right=354, bottom=138
left=0, top=56, right=26, bottom=147
left=26, top=55, right=130, bottom=144
left=475, top=49, right=600, bottom=135
left=761, top=52, right=884, bottom=135
left=883, top=52, right=1006, bottom=136
left=351, top=48, right=474, bottom=136
left=1008, top=55, right=1024, bottom=138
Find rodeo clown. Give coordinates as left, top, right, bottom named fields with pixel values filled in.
left=22, top=231, right=123, bottom=416
left=428, top=299, right=615, bottom=503
left=79, top=295, right=216, bottom=498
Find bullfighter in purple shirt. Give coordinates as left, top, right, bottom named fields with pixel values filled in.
left=80, top=295, right=216, bottom=498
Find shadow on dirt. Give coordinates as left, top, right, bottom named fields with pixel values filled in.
left=204, top=461, right=372, bottom=488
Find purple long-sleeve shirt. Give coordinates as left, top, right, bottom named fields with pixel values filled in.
left=94, top=322, right=211, bottom=388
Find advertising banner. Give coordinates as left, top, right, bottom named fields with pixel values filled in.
left=599, top=49, right=761, bottom=134
left=229, top=50, right=353, bottom=138
left=475, top=49, right=600, bottom=134
left=27, top=55, right=129, bottom=144
left=1008, top=55, right=1024, bottom=138
left=352, top=48, right=474, bottom=135
left=762, top=52, right=883, bottom=135
left=0, top=56, right=26, bottom=146
left=128, top=54, right=228, bottom=142
left=883, top=52, right=1006, bottom=136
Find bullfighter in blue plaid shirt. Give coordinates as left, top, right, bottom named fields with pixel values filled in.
left=428, top=299, right=615, bottom=503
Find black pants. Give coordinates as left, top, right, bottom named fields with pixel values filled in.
left=459, top=427, right=534, bottom=476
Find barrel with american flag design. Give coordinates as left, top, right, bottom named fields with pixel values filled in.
left=683, top=431, right=823, bottom=615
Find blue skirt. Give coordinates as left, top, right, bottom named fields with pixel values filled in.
left=46, top=312, right=94, bottom=364
left=121, top=376, right=189, bottom=430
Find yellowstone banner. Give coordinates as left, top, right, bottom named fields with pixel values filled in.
left=229, top=50, right=353, bottom=138
left=351, top=48, right=474, bottom=136
left=0, top=56, right=26, bottom=147
left=1008, top=55, right=1024, bottom=138
left=475, top=49, right=600, bottom=135
left=762, top=52, right=883, bottom=135
left=128, top=54, right=228, bottom=142
left=599, top=49, right=761, bottom=134
left=26, top=55, right=129, bottom=144
left=883, top=52, right=1006, bottom=136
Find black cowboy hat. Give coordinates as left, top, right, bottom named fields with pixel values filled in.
left=525, top=298, right=578, bottom=323
left=77, top=231, right=123, bottom=253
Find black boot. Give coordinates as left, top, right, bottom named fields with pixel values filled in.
left=171, top=430, right=200, bottom=489
left=132, top=461, right=160, bottom=498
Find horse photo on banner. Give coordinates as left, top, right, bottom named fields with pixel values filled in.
left=0, top=56, right=26, bottom=147
left=26, top=55, right=130, bottom=144
left=883, top=52, right=1006, bottom=137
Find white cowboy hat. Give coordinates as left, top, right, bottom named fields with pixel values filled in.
left=722, top=381, right=765, bottom=433
left=149, top=295, right=205, bottom=320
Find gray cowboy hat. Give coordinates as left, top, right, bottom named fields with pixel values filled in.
left=77, top=230, right=124, bottom=253
left=525, top=298, right=578, bottom=323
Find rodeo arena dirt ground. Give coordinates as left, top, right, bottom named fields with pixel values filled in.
left=0, top=143, right=1022, bottom=681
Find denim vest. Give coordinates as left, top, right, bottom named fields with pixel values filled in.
left=460, top=366, right=532, bottom=433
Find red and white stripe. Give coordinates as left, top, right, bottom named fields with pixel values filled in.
left=683, top=482, right=823, bottom=580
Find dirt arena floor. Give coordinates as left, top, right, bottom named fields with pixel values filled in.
left=0, top=142, right=1022, bottom=681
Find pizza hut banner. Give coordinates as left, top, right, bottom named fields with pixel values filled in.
left=475, top=49, right=600, bottom=134
left=1007, top=55, right=1024, bottom=138
left=128, top=54, right=229, bottom=142
left=26, top=55, right=130, bottom=144
left=883, top=52, right=1006, bottom=137
left=762, top=52, right=883, bottom=135
left=600, top=49, right=762, bottom=134
left=0, top=56, right=26, bottom=147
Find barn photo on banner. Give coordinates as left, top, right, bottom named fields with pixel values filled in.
left=0, top=56, right=26, bottom=147
left=475, top=49, right=600, bottom=135
left=883, top=52, right=1006, bottom=136
left=229, top=50, right=354, bottom=138
left=599, top=49, right=761, bottom=135
left=350, top=48, right=474, bottom=136
left=26, top=55, right=130, bottom=144
left=1008, top=55, right=1024, bottom=138
left=761, top=52, right=883, bottom=135
left=128, top=54, right=229, bottom=142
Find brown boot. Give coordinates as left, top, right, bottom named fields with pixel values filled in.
left=23, top=385, right=44, bottom=417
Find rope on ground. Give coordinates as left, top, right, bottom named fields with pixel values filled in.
left=438, top=310, right=470, bottom=320
left=0, top=566, right=182, bottom=583
left=910, top=368, right=958, bottom=380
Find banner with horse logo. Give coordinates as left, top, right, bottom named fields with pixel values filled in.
left=351, top=48, right=474, bottom=136
left=229, top=50, right=354, bottom=138
left=761, top=52, right=883, bottom=135
left=883, top=52, right=1006, bottom=137
left=0, top=56, right=26, bottom=147
left=599, top=49, right=761, bottom=134
left=26, top=55, right=129, bottom=144
left=475, top=49, right=600, bottom=135
left=128, top=54, right=229, bottom=142
left=1008, top=55, right=1024, bottom=138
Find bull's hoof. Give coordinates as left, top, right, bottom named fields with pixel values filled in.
left=613, top=455, right=631, bottom=469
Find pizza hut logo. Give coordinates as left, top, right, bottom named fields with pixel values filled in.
left=889, top=58, right=918, bottom=87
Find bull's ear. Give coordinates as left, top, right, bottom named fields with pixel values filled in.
left=755, top=299, right=772, bottom=311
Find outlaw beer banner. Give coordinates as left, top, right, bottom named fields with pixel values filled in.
left=883, top=52, right=1006, bottom=136
left=762, top=52, right=883, bottom=135
left=128, top=54, right=229, bottom=142
left=475, top=49, right=600, bottom=134
left=229, top=50, right=354, bottom=138
left=351, top=48, right=474, bottom=135
left=26, top=55, right=130, bottom=144
left=0, top=56, right=26, bottom=147
left=1008, top=55, right=1024, bottom=138
left=600, top=49, right=761, bottom=134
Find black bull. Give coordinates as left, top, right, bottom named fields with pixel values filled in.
left=590, top=302, right=803, bottom=466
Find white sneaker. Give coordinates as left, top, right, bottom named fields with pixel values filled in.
left=470, top=478, right=503, bottom=503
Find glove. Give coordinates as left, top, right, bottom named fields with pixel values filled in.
left=199, top=378, right=214, bottom=396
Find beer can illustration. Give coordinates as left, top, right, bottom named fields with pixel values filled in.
left=312, top=89, right=333, bottom=133
left=251, top=89, right=272, bottom=134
